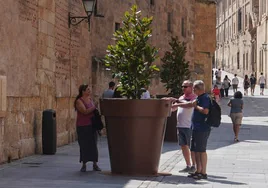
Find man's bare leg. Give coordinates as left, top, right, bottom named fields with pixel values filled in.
left=200, top=152, right=208, bottom=175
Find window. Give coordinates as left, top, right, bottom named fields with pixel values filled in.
left=115, top=22, right=120, bottom=31
left=238, top=9, right=242, bottom=32
left=262, top=51, right=264, bottom=72
left=243, top=53, right=245, bottom=70
left=245, top=13, right=248, bottom=28
left=181, top=17, right=186, bottom=37
left=150, top=0, right=154, bottom=5
left=0, top=76, right=7, bottom=117
left=246, top=53, right=248, bottom=70
left=237, top=52, right=240, bottom=69
left=167, top=13, right=172, bottom=32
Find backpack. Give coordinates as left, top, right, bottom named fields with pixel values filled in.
left=205, top=96, right=221, bottom=127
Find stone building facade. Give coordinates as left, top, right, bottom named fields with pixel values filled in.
left=0, top=0, right=215, bottom=163
left=215, top=0, right=268, bottom=84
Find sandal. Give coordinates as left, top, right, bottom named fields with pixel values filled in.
left=80, top=165, right=86, bottom=172
left=234, top=138, right=239, bottom=142
left=187, top=172, right=199, bottom=178
left=93, top=164, right=101, bottom=171
left=193, top=173, right=208, bottom=180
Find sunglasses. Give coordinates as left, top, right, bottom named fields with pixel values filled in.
left=182, top=86, right=189, bottom=88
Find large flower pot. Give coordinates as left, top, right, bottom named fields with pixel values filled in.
left=164, top=110, right=178, bottom=142
left=100, top=99, right=171, bottom=176
left=156, top=95, right=178, bottom=142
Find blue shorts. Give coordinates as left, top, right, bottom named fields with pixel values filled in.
left=177, top=128, right=192, bottom=146
left=260, top=83, right=265, bottom=89
left=190, top=130, right=210, bottom=152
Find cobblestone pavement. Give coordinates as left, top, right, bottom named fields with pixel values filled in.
left=0, top=71, right=268, bottom=188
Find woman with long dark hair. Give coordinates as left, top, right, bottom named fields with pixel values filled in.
left=74, top=84, right=101, bottom=172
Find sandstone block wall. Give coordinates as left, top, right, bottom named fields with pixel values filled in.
left=0, top=0, right=216, bottom=163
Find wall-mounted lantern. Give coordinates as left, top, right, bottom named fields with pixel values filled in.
left=68, top=0, right=104, bottom=31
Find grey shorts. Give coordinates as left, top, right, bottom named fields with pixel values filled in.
left=232, top=84, right=238, bottom=89
left=177, top=128, right=192, bottom=146
left=190, top=130, right=210, bottom=152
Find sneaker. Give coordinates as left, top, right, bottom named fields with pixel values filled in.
left=188, top=166, right=196, bottom=174
left=179, top=166, right=191, bottom=173
left=193, top=173, right=208, bottom=180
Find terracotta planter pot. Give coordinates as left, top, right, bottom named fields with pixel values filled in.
left=156, top=95, right=178, bottom=142
left=100, top=99, right=171, bottom=176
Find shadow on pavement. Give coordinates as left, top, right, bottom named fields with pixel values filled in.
left=150, top=174, right=246, bottom=186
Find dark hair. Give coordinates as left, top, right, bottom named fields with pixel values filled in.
left=234, top=74, right=237, bottom=76
left=74, top=84, right=88, bottom=110
left=234, top=91, right=243, bottom=99
left=245, top=74, right=248, bottom=79
left=109, top=81, right=115, bottom=88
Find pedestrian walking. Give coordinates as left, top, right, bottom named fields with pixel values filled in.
left=212, top=85, right=221, bottom=104
left=223, top=75, right=231, bottom=97
left=227, top=91, right=243, bottom=142
left=243, top=75, right=250, bottom=96
left=259, top=73, right=266, bottom=95
left=232, top=74, right=239, bottom=93
left=102, top=81, right=115, bottom=98
left=74, top=84, right=101, bottom=172
left=166, top=80, right=197, bottom=173
left=188, top=80, right=211, bottom=180
left=250, top=74, right=257, bottom=96
left=216, top=68, right=222, bottom=84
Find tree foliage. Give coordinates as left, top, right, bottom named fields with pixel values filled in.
left=105, top=5, right=159, bottom=99
left=160, top=36, right=190, bottom=95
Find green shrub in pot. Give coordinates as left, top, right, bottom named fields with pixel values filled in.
left=105, top=5, right=159, bottom=99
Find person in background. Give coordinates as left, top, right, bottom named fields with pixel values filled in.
left=220, top=83, right=225, bottom=98
left=223, top=75, right=231, bottom=97
left=259, top=73, right=266, bottom=95
left=74, top=84, right=101, bottom=172
left=250, top=74, right=257, bottom=96
left=232, top=74, right=239, bottom=93
left=228, top=91, right=243, bottom=142
left=141, top=85, right=151, bottom=99
left=243, top=75, right=250, bottom=96
left=212, top=85, right=221, bottom=104
left=102, top=81, right=115, bottom=98
left=113, top=82, right=123, bottom=98
left=217, top=68, right=222, bottom=84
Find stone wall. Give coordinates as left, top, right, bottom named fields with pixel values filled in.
left=194, top=1, right=216, bottom=92
left=0, top=0, right=216, bottom=163
left=0, top=0, right=91, bottom=163
left=91, top=0, right=196, bottom=97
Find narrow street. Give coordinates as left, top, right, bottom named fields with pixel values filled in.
left=0, top=71, right=268, bottom=188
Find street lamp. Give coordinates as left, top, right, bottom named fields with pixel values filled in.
left=262, top=43, right=267, bottom=51
left=68, top=0, right=104, bottom=31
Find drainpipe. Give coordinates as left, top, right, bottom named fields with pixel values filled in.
left=265, top=17, right=267, bottom=85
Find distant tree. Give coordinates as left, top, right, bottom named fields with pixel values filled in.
left=160, top=36, right=190, bottom=95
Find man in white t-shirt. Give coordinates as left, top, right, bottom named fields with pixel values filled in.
left=217, top=68, right=222, bottom=83
left=165, top=80, right=197, bottom=173
left=232, top=74, right=239, bottom=93
left=259, top=73, right=266, bottom=95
